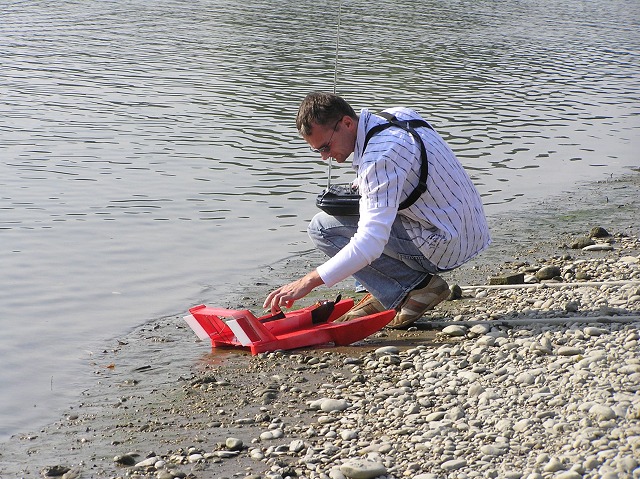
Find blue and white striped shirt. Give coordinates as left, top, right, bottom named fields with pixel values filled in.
left=317, top=107, right=490, bottom=287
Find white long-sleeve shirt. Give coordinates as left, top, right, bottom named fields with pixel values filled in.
left=317, top=107, right=491, bottom=287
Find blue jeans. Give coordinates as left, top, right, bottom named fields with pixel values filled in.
left=307, top=212, right=438, bottom=310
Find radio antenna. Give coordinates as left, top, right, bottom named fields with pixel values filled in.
left=333, top=0, right=342, bottom=95
left=327, top=0, right=343, bottom=189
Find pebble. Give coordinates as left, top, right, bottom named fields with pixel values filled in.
left=225, top=437, right=243, bottom=451
left=584, top=326, right=607, bottom=336
left=536, top=265, right=562, bottom=280
left=589, top=404, right=617, bottom=420
left=583, top=243, right=614, bottom=251
left=543, top=457, right=564, bottom=472
left=571, top=237, right=595, bottom=249
left=479, top=444, right=507, bottom=456
left=555, top=472, right=582, bottom=479
left=470, top=323, right=491, bottom=335
left=268, top=428, right=286, bottom=440
left=134, top=457, right=158, bottom=468
left=113, top=454, right=137, bottom=466
left=339, top=459, right=386, bottom=479
left=374, top=346, right=399, bottom=355
left=319, top=398, right=349, bottom=412
left=441, top=459, right=467, bottom=471
left=289, top=439, right=305, bottom=453
left=442, top=325, right=467, bottom=337
left=557, top=346, right=583, bottom=356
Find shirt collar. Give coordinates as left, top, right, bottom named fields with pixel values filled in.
left=353, top=108, right=397, bottom=168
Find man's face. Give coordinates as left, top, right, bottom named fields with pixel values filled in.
left=305, top=116, right=354, bottom=163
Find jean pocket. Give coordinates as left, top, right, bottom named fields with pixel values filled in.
left=397, top=253, right=438, bottom=274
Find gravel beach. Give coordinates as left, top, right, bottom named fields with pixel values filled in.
left=1, top=173, right=639, bottom=479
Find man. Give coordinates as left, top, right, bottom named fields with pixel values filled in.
left=264, top=92, right=490, bottom=328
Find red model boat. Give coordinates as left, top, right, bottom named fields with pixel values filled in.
left=183, top=296, right=395, bottom=355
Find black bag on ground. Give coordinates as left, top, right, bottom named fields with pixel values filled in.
left=315, top=112, right=433, bottom=217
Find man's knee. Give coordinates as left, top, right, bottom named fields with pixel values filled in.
left=307, top=212, right=358, bottom=250
left=307, top=212, right=329, bottom=244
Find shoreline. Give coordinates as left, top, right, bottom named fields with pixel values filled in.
left=1, top=172, right=638, bottom=479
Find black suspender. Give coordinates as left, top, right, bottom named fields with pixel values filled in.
left=362, top=112, right=433, bottom=210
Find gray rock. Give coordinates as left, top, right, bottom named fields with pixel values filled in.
left=589, top=404, right=616, bottom=420
left=442, top=325, right=467, bottom=337
left=113, top=455, right=137, bottom=466
left=536, top=266, right=562, bottom=280
left=134, top=457, right=157, bottom=468
left=225, top=437, right=243, bottom=451
left=571, top=237, right=595, bottom=249
left=584, top=326, right=607, bottom=337
left=589, top=226, right=610, bottom=238
left=213, top=450, right=238, bottom=458
left=555, top=472, right=582, bottom=479
left=448, top=284, right=463, bottom=300
left=543, top=457, right=564, bottom=472
left=441, top=459, right=467, bottom=471
left=289, top=439, right=305, bottom=453
left=425, top=411, right=447, bottom=421
left=565, top=301, right=580, bottom=312
left=374, top=346, right=399, bottom=355
left=516, top=372, right=536, bottom=385
left=480, top=444, right=507, bottom=456
left=617, top=455, right=638, bottom=472
left=558, top=346, right=583, bottom=356
left=470, top=324, right=491, bottom=336
left=575, top=270, right=591, bottom=280
left=320, top=398, right=349, bottom=412
left=41, top=465, right=71, bottom=477
left=339, top=459, right=386, bottom=479
left=583, top=243, right=614, bottom=251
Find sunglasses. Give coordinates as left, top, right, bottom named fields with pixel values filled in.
left=309, top=119, right=341, bottom=154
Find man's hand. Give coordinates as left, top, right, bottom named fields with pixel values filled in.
left=263, top=270, right=324, bottom=313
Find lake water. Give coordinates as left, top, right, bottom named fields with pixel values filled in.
left=0, top=0, right=638, bottom=441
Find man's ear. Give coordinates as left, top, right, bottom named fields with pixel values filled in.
left=342, top=115, right=357, bottom=131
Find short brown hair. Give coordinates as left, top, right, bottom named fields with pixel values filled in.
left=296, top=92, right=357, bottom=136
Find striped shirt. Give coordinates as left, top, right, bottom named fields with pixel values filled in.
left=317, top=107, right=490, bottom=288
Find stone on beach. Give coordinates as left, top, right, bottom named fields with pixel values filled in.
left=535, top=265, right=562, bottom=280
left=589, top=403, right=617, bottom=421
left=442, top=324, right=467, bottom=337
left=339, top=459, right=386, bottom=479
left=308, top=397, right=351, bottom=412
left=441, top=458, right=467, bottom=471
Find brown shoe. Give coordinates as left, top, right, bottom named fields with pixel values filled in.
left=334, top=293, right=386, bottom=323
left=387, top=275, right=449, bottom=329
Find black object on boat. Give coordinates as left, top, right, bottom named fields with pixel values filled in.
left=316, top=184, right=361, bottom=216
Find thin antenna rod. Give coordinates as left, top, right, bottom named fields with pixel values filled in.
left=328, top=0, right=342, bottom=188
left=333, top=0, right=342, bottom=95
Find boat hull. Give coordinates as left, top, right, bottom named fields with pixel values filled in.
left=184, top=299, right=395, bottom=355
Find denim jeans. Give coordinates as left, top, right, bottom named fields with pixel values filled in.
left=307, top=211, right=438, bottom=310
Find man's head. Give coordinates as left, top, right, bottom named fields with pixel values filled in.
left=296, top=92, right=359, bottom=163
